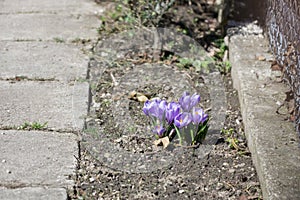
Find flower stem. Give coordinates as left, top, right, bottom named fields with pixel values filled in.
left=190, top=129, right=194, bottom=145
left=174, top=126, right=182, bottom=145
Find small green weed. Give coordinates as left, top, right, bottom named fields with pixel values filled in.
left=176, top=57, right=213, bottom=72
left=75, top=77, right=89, bottom=83
left=17, top=121, right=48, bottom=130
left=222, top=128, right=240, bottom=150
left=213, top=38, right=227, bottom=59
left=101, top=99, right=112, bottom=107
left=85, top=127, right=100, bottom=139
left=53, top=37, right=65, bottom=43
left=98, top=0, right=176, bottom=36
left=127, top=126, right=137, bottom=133
left=217, top=60, right=231, bottom=74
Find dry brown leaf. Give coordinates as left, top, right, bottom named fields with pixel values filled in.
left=238, top=194, right=248, bottom=200
left=153, top=137, right=170, bottom=148
left=153, top=139, right=162, bottom=146
left=257, top=55, right=266, bottom=61
left=161, top=136, right=170, bottom=148
left=137, top=95, right=148, bottom=102
left=271, top=61, right=283, bottom=71
left=128, top=91, right=137, bottom=99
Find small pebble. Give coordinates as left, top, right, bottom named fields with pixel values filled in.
left=229, top=169, right=235, bottom=173
left=222, top=162, right=229, bottom=167
left=6, top=170, right=11, bottom=174
left=235, top=163, right=246, bottom=168
left=2, top=159, right=6, bottom=163
left=216, top=182, right=223, bottom=190
left=89, top=177, right=95, bottom=183
left=179, top=189, right=185, bottom=194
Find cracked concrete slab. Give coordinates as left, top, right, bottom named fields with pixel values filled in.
left=0, top=0, right=104, bottom=15
left=0, top=81, right=89, bottom=132
left=0, top=0, right=98, bottom=198
left=0, top=13, right=101, bottom=42
left=0, top=187, right=67, bottom=200
left=230, top=34, right=300, bottom=200
left=0, top=41, right=89, bottom=82
left=0, top=130, right=77, bottom=188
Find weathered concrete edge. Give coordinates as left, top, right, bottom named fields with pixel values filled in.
left=229, top=34, right=300, bottom=200
left=0, top=187, right=68, bottom=200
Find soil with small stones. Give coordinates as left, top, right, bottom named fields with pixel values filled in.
left=68, top=1, right=262, bottom=199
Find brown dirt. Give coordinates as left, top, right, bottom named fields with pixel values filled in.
left=68, top=1, right=263, bottom=199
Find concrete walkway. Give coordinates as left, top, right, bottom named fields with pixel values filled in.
left=1, top=1, right=299, bottom=200
left=0, top=0, right=103, bottom=199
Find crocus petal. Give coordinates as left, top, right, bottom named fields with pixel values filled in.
left=179, top=92, right=201, bottom=112
left=190, top=93, right=200, bottom=108
left=165, top=102, right=181, bottom=124
left=192, top=107, right=208, bottom=125
left=179, top=92, right=190, bottom=110
left=174, top=112, right=192, bottom=128
left=146, top=99, right=158, bottom=118
left=153, top=125, right=166, bottom=136
left=142, top=100, right=151, bottom=115
left=192, top=107, right=204, bottom=124
left=181, top=96, right=190, bottom=111
left=159, top=100, right=167, bottom=115
left=201, top=113, right=208, bottom=123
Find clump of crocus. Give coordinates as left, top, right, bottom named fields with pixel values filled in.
left=143, top=91, right=209, bottom=146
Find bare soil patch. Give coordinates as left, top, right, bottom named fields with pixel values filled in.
left=68, top=1, right=262, bottom=199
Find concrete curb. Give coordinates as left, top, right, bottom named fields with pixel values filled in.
left=230, top=34, right=300, bottom=199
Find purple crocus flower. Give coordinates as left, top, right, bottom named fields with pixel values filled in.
left=165, top=102, right=181, bottom=124
left=192, top=107, right=208, bottom=125
left=153, top=125, right=166, bottom=136
left=179, top=92, right=200, bottom=112
left=174, top=112, right=192, bottom=128
left=142, top=100, right=153, bottom=116
left=143, top=99, right=167, bottom=120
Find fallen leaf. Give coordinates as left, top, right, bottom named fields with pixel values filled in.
left=128, top=91, right=137, bottom=99
left=290, top=115, right=296, bottom=122
left=153, top=139, right=162, bottom=146
left=161, top=136, right=170, bottom=148
left=153, top=137, right=170, bottom=148
left=239, top=194, right=248, bottom=200
left=271, top=61, right=283, bottom=71
left=257, top=55, right=266, bottom=61
left=137, top=95, right=148, bottom=102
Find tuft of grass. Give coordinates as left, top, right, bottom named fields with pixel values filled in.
left=53, top=37, right=65, bottom=43
left=176, top=57, right=213, bottom=73
left=213, top=38, right=227, bottom=59
left=98, top=0, right=176, bottom=36
left=217, top=60, right=231, bottom=74
left=222, top=128, right=239, bottom=150
left=17, top=121, right=48, bottom=130
left=84, top=127, right=100, bottom=139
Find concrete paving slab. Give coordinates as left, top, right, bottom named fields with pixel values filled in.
left=0, top=13, right=101, bottom=42
left=0, top=41, right=88, bottom=81
left=0, top=187, right=67, bottom=200
left=230, top=34, right=300, bottom=200
left=0, top=81, right=89, bottom=132
left=0, top=130, right=77, bottom=188
left=0, top=0, right=104, bottom=15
